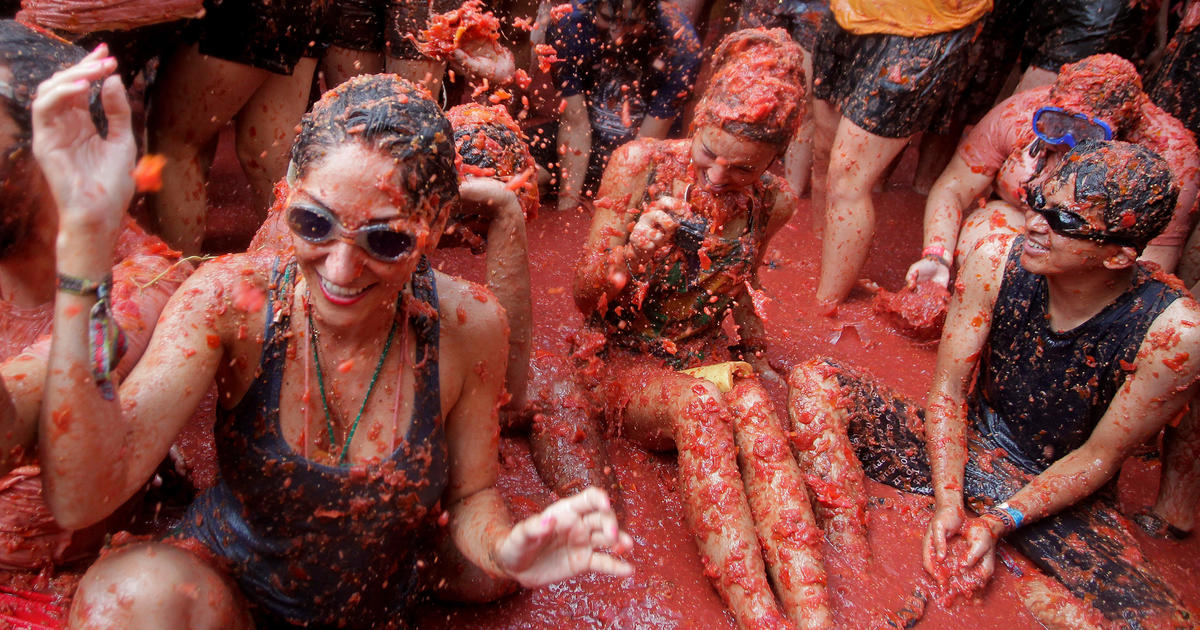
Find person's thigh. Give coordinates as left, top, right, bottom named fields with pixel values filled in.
left=70, top=541, right=252, bottom=630
left=150, top=43, right=270, bottom=149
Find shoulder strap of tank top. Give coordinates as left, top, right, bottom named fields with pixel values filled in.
left=408, top=256, right=442, bottom=436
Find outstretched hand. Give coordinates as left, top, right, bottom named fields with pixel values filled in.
left=452, top=40, right=516, bottom=85
left=31, top=44, right=135, bottom=239
left=495, top=487, right=634, bottom=588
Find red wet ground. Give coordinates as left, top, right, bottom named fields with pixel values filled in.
left=6, top=140, right=1200, bottom=628
left=418, top=146, right=1200, bottom=628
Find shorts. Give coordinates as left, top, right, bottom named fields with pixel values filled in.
left=191, top=0, right=329, bottom=75
left=1022, top=0, right=1152, bottom=71
left=1148, top=23, right=1200, bottom=137
left=738, top=0, right=830, bottom=51
left=387, top=0, right=461, bottom=60
left=328, top=0, right=389, bottom=51
left=800, top=358, right=1194, bottom=627
left=811, top=13, right=980, bottom=138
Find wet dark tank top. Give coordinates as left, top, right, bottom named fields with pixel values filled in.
left=179, top=258, right=448, bottom=629
left=971, top=237, right=1185, bottom=474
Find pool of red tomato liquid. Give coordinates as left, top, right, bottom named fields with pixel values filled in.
left=9, top=140, right=1198, bottom=628
left=412, top=153, right=1200, bottom=627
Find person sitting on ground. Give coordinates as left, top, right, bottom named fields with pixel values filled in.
left=791, top=140, right=1200, bottom=627
left=576, top=28, right=832, bottom=630
left=35, top=69, right=631, bottom=628
left=0, top=22, right=195, bottom=572
left=810, top=0, right=991, bottom=310
left=906, top=54, right=1200, bottom=291
left=545, top=0, right=701, bottom=212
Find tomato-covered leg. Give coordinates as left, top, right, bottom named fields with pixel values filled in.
left=726, top=378, right=832, bottom=630
left=611, top=365, right=792, bottom=630
left=785, top=360, right=871, bottom=563
left=524, top=354, right=619, bottom=506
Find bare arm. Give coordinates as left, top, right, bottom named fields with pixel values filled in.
left=573, top=141, right=658, bottom=315
left=442, top=279, right=631, bottom=586
left=906, top=153, right=996, bottom=287
left=0, top=253, right=186, bottom=475
left=921, top=236, right=1007, bottom=574
left=731, top=181, right=797, bottom=382
left=556, top=94, right=592, bottom=212
left=30, top=53, right=234, bottom=527
left=459, top=176, right=532, bottom=407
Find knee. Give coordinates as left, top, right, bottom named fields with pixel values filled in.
left=70, top=543, right=239, bottom=630
left=670, top=378, right=729, bottom=426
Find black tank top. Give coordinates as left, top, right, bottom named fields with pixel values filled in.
left=179, top=258, right=448, bottom=629
left=971, top=237, right=1185, bottom=474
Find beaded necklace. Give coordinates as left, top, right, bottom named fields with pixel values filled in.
left=307, top=307, right=398, bottom=465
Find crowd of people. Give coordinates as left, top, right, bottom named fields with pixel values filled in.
left=1, top=0, right=1200, bottom=628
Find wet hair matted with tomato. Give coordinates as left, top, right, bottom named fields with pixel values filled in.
left=1050, top=139, right=1177, bottom=250
left=691, top=28, right=805, bottom=148
left=1049, top=54, right=1144, bottom=135
left=292, top=74, right=459, bottom=229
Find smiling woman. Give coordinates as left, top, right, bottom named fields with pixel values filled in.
left=33, top=72, right=631, bottom=629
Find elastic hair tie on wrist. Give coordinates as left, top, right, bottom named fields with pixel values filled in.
left=921, top=245, right=951, bottom=268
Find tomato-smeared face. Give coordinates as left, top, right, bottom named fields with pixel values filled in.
left=289, top=143, right=430, bottom=328
left=1020, top=173, right=1115, bottom=275
left=690, top=125, right=776, bottom=195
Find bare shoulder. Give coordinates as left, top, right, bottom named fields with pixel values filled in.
left=432, top=271, right=507, bottom=344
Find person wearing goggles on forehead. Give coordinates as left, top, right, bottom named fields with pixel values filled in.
left=40, top=72, right=632, bottom=628
left=906, top=54, right=1199, bottom=293
left=793, top=140, right=1200, bottom=627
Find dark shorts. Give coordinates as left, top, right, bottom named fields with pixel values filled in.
left=191, top=0, right=329, bottom=75
left=386, top=0, right=461, bottom=59
left=328, top=0, right=389, bottom=52
left=1022, top=0, right=1152, bottom=72
left=1148, top=24, right=1200, bottom=138
left=811, top=14, right=980, bottom=138
left=737, top=0, right=830, bottom=51
left=815, top=359, right=1193, bottom=627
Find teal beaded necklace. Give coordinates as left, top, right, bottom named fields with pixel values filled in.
left=307, top=307, right=398, bottom=466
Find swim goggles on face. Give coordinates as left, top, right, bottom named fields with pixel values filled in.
left=1031, top=106, right=1114, bottom=149
left=286, top=205, right=417, bottom=262
left=1024, top=187, right=1134, bottom=247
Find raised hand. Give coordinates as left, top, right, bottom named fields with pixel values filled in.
left=494, top=487, right=633, bottom=588
left=31, top=44, right=135, bottom=241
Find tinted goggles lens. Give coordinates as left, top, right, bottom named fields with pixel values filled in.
left=286, top=206, right=415, bottom=261
left=1024, top=188, right=1133, bottom=247
left=1032, top=106, right=1114, bottom=148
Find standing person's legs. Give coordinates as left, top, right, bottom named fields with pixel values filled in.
left=815, top=121, right=909, bottom=309
left=322, top=0, right=388, bottom=88
left=234, top=57, right=318, bottom=211
left=148, top=45, right=269, bottom=254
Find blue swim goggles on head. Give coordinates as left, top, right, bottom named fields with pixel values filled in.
left=1032, top=106, right=1114, bottom=148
